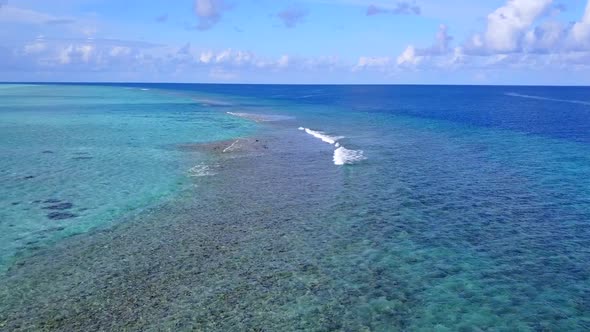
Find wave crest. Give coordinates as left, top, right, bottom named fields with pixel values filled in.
left=298, top=127, right=343, bottom=145
left=334, top=146, right=366, bottom=166
left=298, top=127, right=365, bottom=166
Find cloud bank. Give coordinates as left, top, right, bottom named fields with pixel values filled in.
left=354, top=0, right=590, bottom=74
left=2, top=0, right=590, bottom=84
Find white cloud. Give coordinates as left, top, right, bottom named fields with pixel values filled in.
left=302, top=55, right=341, bottom=70
left=397, top=45, right=420, bottom=66
left=195, top=49, right=296, bottom=70
left=358, top=56, right=391, bottom=67
left=56, top=44, right=95, bottom=64
left=8, top=38, right=156, bottom=70
left=523, top=20, right=565, bottom=52
left=388, top=0, right=590, bottom=73
left=199, top=51, right=214, bottom=64
left=357, top=24, right=455, bottom=71
left=0, top=4, right=102, bottom=42
left=397, top=46, right=422, bottom=66
left=78, top=45, right=94, bottom=62
left=449, top=46, right=466, bottom=66
left=0, top=5, right=54, bottom=24
left=277, top=55, right=290, bottom=68
left=462, top=0, right=590, bottom=55
left=233, top=51, right=254, bottom=65
left=195, top=0, right=219, bottom=18
left=395, top=24, right=452, bottom=67
left=24, top=41, right=46, bottom=55
left=353, top=56, right=393, bottom=71
left=109, top=46, right=132, bottom=57
left=0, top=5, right=81, bottom=30
left=58, top=45, right=73, bottom=64
left=434, top=24, right=453, bottom=54
left=468, top=0, right=553, bottom=53
left=571, top=1, right=590, bottom=50
left=214, top=49, right=231, bottom=63
left=194, top=0, right=229, bottom=30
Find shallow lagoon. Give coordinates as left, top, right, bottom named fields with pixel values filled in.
left=1, top=84, right=590, bottom=330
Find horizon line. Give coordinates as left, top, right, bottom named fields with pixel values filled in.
left=2, top=81, right=590, bottom=88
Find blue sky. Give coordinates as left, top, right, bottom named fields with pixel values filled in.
left=1, top=0, right=590, bottom=84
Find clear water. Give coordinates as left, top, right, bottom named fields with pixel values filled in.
left=0, top=84, right=255, bottom=269
left=1, top=83, right=590, bottom=331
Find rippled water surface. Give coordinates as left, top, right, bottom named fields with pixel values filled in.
left=0, top=85, right=255, bottom=269
left=1, top=84, right=590, bottom=331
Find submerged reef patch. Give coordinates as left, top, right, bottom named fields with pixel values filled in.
left=46, top=212, right=78, bottom=220
left=42, top=199, right=61, bottom=204
left=43, top=202, right=74, bottom=211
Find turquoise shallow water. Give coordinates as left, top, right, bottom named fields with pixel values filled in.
left=1, top=84, right=590, bottom=330
left=0, top=84, right=255, bottom=269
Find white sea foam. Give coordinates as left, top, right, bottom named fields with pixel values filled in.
left=187, top=164, right=216, bottom=177
left=140, top=88, right=150, bottom=91
left=298, top=127, right=365, bottom=165
left=223, top=139, right=241, bottom=153
left=333, top=146, right=366, bottom=165
left=300, top=127, right=343, bottom=145
left=505, top=92, right=590, bottom=106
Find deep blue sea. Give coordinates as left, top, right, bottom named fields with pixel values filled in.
left=1, top=83, right=589, bottom=331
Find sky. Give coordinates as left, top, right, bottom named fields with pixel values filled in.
left=1, top=0, right=590, bottom=85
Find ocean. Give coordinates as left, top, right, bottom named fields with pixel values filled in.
left=1, top=83, right=589, bottom=330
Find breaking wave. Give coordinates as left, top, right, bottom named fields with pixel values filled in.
left=298, top=127, right=366, bottom=166
left=298, top=127, right=342, bottom=145
left=334, top=146, right=366, bottom=166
